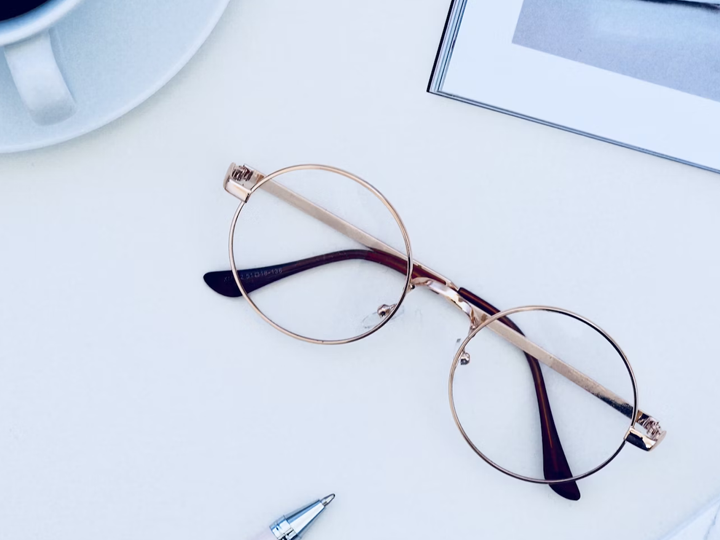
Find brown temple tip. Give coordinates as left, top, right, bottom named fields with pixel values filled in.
left=551, top=481, right=581, bottom=501
left=542, top=415, right=582, bottom=501
left=203, top=271, right=242, bottom=297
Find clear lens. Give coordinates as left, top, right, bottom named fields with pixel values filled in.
left=451, top=308, right=635, bottom=482
left=231, top=166, right=411, bottom=343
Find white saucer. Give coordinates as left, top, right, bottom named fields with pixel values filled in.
left=0, top=0, right=230, bottom=153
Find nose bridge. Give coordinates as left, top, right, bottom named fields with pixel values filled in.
left=412, top=277, right=485, bottom=328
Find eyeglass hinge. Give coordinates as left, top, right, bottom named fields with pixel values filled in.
left=224, top=163, right=266, bottom=202
left=625, top=411, right=666, bottom=451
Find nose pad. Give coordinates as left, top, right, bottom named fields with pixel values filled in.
left=377, top=303, right=397, bottom=318
left=361, top=304, right=404, bottom=329
left=455, top=338, right=471, bottom=365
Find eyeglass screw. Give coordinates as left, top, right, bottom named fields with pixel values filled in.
left=460, top=351, right=471, bottom=365
left=231, top=165, right=254, bottom=181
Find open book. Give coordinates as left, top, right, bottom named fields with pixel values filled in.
left=429, top=0, right=720, bottom=173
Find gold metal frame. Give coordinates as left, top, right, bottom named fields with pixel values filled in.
left=220, top=161, right=666, bottom=485
left=226, top=163, right=414, bottom=345
left=449, top=305, right=638, bottom=484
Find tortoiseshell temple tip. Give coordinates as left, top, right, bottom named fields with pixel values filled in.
left=551, top=481, right=581, bottom=501
left=203, top=271, right=242, bottom=298
left=543, top=434, right=581, bottom=500
left=544, top=444, right=581, bottom=500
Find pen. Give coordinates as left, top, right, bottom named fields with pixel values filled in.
left=248, top=494, right=336, bottom=540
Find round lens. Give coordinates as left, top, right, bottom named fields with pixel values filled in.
left=449, top=307, right=636, bottom=483
left=230, top=165, right=412, bottom=343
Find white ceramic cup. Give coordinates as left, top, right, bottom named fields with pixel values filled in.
left=0, top=0, right=85, bottom=125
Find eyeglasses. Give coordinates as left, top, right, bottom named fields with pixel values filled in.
left=203, top=162, right=666, bottom=501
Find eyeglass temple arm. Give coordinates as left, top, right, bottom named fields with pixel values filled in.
left=203, top=249, right=445, bottom=297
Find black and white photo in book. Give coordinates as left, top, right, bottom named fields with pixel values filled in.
left=429, top=0, right=720, bottom=173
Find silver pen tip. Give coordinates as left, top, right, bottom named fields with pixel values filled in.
left=320, top=494, right=335, bottom=507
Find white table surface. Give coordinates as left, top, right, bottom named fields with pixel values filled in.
left=1, top=1, right=720, bottom=539
left=663, top=497, right=720, bottom=540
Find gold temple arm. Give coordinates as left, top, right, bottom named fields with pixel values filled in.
left=225, top=163, right=665, bottom=450
left=260, top=174, right=456, bottom=289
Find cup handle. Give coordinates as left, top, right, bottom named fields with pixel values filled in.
left=3, top=30, right=76, bottom=125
